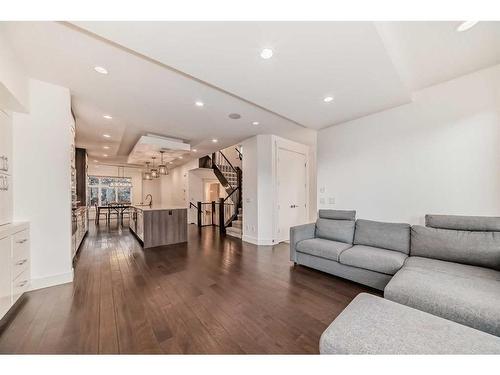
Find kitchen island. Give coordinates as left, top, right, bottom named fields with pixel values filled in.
left=129, top=205, right=187, bottom=248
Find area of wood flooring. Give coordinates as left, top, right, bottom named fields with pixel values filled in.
left=0, top=222, right=377, bottom=354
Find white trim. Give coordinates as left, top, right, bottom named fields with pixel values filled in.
left=29, top=270, right=74, bottom=291
left=242, top=234, right=275, bottom=246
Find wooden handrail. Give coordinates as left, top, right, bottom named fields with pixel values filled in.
left=235, top=147, right=242, bottom=160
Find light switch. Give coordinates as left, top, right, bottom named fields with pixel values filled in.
left=329, top=197, right=335, bottom=205
left=319, top=198, right=325, bottom=204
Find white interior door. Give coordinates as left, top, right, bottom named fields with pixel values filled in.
left=278, top=148, right=307, bottom=242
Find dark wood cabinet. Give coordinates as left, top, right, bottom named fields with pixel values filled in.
left=75, top=148, right=87, bottom=207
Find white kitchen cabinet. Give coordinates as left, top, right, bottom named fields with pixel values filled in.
left=0, top=235, right=11, bottom=319
left=0, top=223, right=30, bottom=322
left=0, top=111, right=13, bottom=226
left=0, top=111, right=12, bottom=170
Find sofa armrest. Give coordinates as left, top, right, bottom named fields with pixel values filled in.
left=290, top=223, right=316, bottom=262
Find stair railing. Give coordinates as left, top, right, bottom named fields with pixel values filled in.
left=197, top=149, right=243, bottom=235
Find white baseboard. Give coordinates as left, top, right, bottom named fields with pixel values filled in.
left=29, top=270, right=74, bottom=291
left=242, top=235, right=275, bottom=246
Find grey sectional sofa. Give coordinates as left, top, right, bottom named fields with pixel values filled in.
left=291, top=210, right=500, bottom=352
left=319, top=293, right=500, bottom=354
left=290, top=210, right=410, bottom=290
left=385, top=214, right=500, bottom=337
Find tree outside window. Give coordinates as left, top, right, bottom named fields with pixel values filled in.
left=88, top=176, right=132, bottom=206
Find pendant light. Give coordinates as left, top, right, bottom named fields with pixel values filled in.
left=150, top=156, right=159, bottom=179
left=158, top=150, right=168, bottom=175
left=143, top=161, right=152, bottom=180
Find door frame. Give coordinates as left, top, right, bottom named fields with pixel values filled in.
left=273, top=136, right=310, bottom=243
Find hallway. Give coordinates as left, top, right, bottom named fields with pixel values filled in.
left=0, top=222, right=376, bottom=354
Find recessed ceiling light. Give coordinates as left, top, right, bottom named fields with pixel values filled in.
left=94, top=66, right=108, bottom=75
left=252, top=121, right=260, bottom=126
left=179, top=156, right=183, bottom=159
left=323, top=96, right=334, bottom=103
left=103, top=115, right=112, bottom=119
left=457, top=21, right=479, bottom=32
left=195, top=101, right=204, bottom=107
left=103, top=154, right=108, bottom=157
left=212, top=138, right=218, bottom=143
left=260, top=48, right=273, bottom=59
left=103, top=134, right=111, bottom=138
left=103, top=146, right=110, bottom=150
left=192, top=149, right=197, bottom=152
left=94, top=160, right=98, bottom=163
left=169, top=161, right=173, bottom=164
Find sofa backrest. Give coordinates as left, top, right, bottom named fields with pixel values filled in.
left=318, top=209, right=356, bottom=221
left=425, top=214, right=500, bottom=232
left=353, top=219, right=411, bottom=254
left=316, top=210, right=356, bottom=244
left=411, top=225, right=500, bottom=270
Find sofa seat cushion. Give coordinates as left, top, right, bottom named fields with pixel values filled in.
left=404, top=256, right=500, bottom=281
left=385, top=257, right=500, bottom=336
left=339, top=245, right=407, bottom=275
left=296, top=238, right=352, bottom=262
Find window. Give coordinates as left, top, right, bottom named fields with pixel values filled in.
left=88, top=175, right=132, bottom=206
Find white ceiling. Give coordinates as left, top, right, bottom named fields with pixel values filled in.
left=72, top=21, right=412, bottom=129
left=2, top=21, right=315, bottom=167
left=2, top=21, right=500, bottom=167
left=73, top=21, right=500, bottom=127
left=375, top=21, right=500, bottom=91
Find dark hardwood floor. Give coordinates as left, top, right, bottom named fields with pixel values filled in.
left=0, top=222, right=378, bottom=354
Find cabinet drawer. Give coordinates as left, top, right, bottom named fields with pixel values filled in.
left=12, top=269, right=29, bottom=305
left=12, top=255, right=29, bottom=280
left=12, top=229, right=29, bottom=264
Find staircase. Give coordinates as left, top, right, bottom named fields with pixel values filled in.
left=199, top=149, right=243, bottom=238
left=226, top=207, right=243, bottom=239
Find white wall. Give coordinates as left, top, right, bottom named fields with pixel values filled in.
left=13, top=79, right=74, bottom=289
left=220, top=144, right=242, bottom=169
left=0, top=30, right=28, bottom=112
left=142, top=178, right=162, bottom=205
left=159, top=159, right=198, bottom=207
left=242, top=134, right=313, bottom=245
left=318, top=64, right=500, bottom=225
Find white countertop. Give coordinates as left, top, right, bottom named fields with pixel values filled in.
left=131, top=205, right=187, bottom=212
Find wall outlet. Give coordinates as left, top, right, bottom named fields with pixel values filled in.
left=329, top=197, right=335, bottom=205
left=319, top=198, right=325, bottom=205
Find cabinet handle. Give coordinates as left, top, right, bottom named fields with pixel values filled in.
left=0, top=175, right=7, bottom=191
left=16, top=239, right=28, bottom=244
left=16, top=259, right=28, bottom=266
left=0, top=156, right=8, bottom=172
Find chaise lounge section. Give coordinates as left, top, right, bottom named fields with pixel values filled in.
left=385, top=215, right=500, bottom=336
left=319, top=293, right=500, bottom=354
